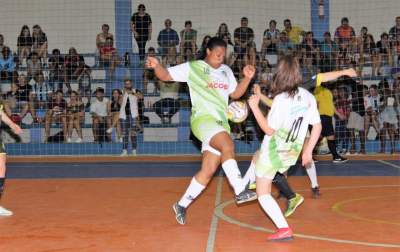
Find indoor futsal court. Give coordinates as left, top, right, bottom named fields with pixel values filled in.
left=0, top=156, right=399, bottom=251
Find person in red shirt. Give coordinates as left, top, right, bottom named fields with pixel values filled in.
left=100, top=37, right=120, bottom=78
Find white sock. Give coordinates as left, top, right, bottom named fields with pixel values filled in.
left=178, top=177, right=206, bottom=208
left=305, top=160, right=319, bottom=188
left=243, top=161, right=256, bottom=186
left=222, top=159, right=245, bottom=195
left=258, top=194, right=289, bottom=229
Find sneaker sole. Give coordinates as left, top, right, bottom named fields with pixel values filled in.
left=268, top=236, right=294, bottom=242
left=172, top=204, right=185, bottom=225
left=284, top=196, right=304, bottom=217
left=236, top=194, right=258, bottom=205
left=333, top=159, right=348, bottom=163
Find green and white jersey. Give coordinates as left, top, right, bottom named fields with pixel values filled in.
left=168, top=60, right=237, bottom=124
left=257, top=88, right=320, bottom=177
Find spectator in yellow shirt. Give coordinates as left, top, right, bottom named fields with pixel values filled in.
left=284, top=19, right=305, bottom=45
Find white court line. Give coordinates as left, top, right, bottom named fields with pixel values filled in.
left=206, top=173, right=224, bottom=252
left=214, top=184, right=400, bottom=248
left=377, top=160, right=400, bottom=170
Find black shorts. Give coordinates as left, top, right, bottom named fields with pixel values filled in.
left=320, top=115, right=334, bottom=137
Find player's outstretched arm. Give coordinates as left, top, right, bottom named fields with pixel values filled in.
left=146, top=57, right=173, bottom=82
left=0, top=110, right=22, bottom=135
left=230, top=65, right=255, bottom=100
left=316, top=68, right=357, bottom=86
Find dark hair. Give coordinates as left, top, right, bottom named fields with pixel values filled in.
left=111, top=89, right=122, bottom=102
left=148, top=47, right=155, bottom=52
left=341, top=17, right=349, bottom=23
left=19, top=25, right=30, bottom=37
left=102, top=24, right=109, bottom=29
left=52, top=48, right=60, bottom=55
left=270, top=55, right=302, bottom=98
left=138, top=4, right=145, bottom=10
left=269, top=20, right=277, bottom=26
left=370, top=84, right=378, bottom=90
left=284, top=19, right=291, bottom=24
left=306, top=31, right=314, bottom=37
left=197, top=36, right=227, bottom=60
left=70, top=90, right=79, bottom=96
left=201, top=35, right=212, bottom=49
left=241, top=17, right=248, bottom=21
left=324, top=32, right=331, bottom=36
left=96, top=87, right=105, bottom=94
left=55, top=90, right=64, bottom=95
left=184, top=20, right=192, bottom=26
left=381, top=32, right=389, bottom=39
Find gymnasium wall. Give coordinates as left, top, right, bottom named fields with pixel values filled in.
left=0, top=0, right=115, bottom=54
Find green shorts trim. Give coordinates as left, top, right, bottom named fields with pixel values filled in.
left=191, top=115, right=230, bottom=143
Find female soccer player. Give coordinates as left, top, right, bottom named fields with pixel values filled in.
left=146, top=37, right=257, bottom=225
left=0, top=102, right=23, bottom=216
left=248, top=55, right=322, bottom=241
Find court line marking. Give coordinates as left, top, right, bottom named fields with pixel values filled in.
left=332, top=195, right=400, bottom=226
left=377, top=160, right=400, bottom=170
left=206, top=173, right=224, bottom=252
left=214, top=184, right=400, bottom=248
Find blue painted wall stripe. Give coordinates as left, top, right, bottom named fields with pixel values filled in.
left=311, top=0, right=330, bottom=41
left=115, top=0, right=132, bottom=55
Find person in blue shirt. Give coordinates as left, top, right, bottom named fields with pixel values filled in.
left=157, top=19, right=179, bottom=65
left=0, top=47, right=17, bottom=82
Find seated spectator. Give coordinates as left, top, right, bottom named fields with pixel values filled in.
left=99, top=37, right=120, bottom=78
left=261, top=19, right=280, bottom=57
left=77, top=68, right=92, bottom=104
left=0, top=47, right=17, bottom=82
left=335, top=86, right=351, bottom=154
left=48, top=49, right=65, bottom=92
left=376, top=32, right=393, bottom=72
left=96, top=24, right=114, bottom=56
left=257, top=58, right=273, bottom=87
left=157, top=19, right=179, bottom=65
left=0, top=34, right=4, bottom=60
left=5, top=75, right=33, bottom=123
left=180, top=20, right=197, bottom=58
left=64, top=47, right=89, bottom=92
left=277, top=31, right=294, bottom=57
left=301, top=31, right=320, bottom=76
left=222, top=34, right=235, bottom=66
left=283, top=19, right=304, bottom=45
left=216, top=23, right=232, bottom=44
left=143, top=47, right=158, bottom=93
left=234, top=17, right=256, bottom=67
left=356, top=26, right=368, bottom=49
left=334, top=17, right=356, bottom=44
left=27, top=52, right=42, bottom=81
left=32, top=25, right=48, bottom=64
left=183, top=47, right=195, bottom=62
left=360, top=34, right=379, bottom=76
left=17, top=25, right=33, bottom=65
left=364, top=84, right=381, bottom=137
left=119, top=79, right=143, bottom=156
left=319, top=32, right=338, bottom=72
left=389, top=16, right=400, bottom=42
left=197, top=35, right=211, bottom=58
left=45, top=90, right=67, bottom=142
left=31, top=72, right=51, bottom=123
left=66, top=91, right=84, bottom=143
left=106, top=89, right=123, bottom=142
left=153, top=80, right=180, bottom=124
left=90, top=87, right=110, bottom=143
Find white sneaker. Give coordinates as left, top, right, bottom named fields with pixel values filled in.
left=76, top=138, right=83, bottom=143
left=132, top=149, right=137, bottom=156
left=118, top=137, right=123, bottom=143
left=67, top=138, right=72, bottom=143
left=0, top=206, right=13, bottom=216
left=120, top=149, right=128, bottom=157
left=106, top=128, right=113, bottom=134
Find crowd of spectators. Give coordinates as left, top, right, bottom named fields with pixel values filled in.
left=0, top=4, right=398, bottom=154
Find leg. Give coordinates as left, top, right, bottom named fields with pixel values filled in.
left=44, top=110, right=53, bottom=141
left=0, top=153, right=12, bottom=216
left=74, top=116, right=83, bottom=139
left=92, top=117, right=99, bottom=142
left=67, top=114, right=74, bottom=139
left=121, top=118, right=129, bottom=151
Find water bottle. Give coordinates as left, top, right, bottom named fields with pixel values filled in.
left=124, top=52, right=130, bottom=67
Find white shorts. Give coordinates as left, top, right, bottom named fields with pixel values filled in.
left=200, top=128, right=226, bottom=156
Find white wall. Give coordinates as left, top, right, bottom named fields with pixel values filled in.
left=133, top=0, right=311, bottom=50
left=0, top=0, right=115, bottom=54
left=330, top=0, right=400, bottom=40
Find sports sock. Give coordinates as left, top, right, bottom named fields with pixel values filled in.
left=328, top=140, right=340, bottom=159
left=178, top=177, right=206, bottom=208
left=222, top=159, right=245, bottom=195
left=0, top=177, right=4, bottom=200
left=305, top=160, right=319, bottom=188
left=273, top=172, right=295, bottom=200
left=243, top=161, right=256, bottom=186
left=258, top=194, right=289, bottom=229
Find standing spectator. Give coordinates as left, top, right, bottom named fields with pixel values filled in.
left=106, top=89, right=123, bottom=142
left=27, top=52, right=42, bottom=81
left=283, top=19, right=304, bottom=45
left=197, top=35, right=212, bottom=58
left=64, top=47, right=89, bottom=92
left=261, top=19, right=280, bottom=57
left=364, top=84, right=381, bottom=137
left=66, top=91, right=84, bottom=143
left=32, top=25, right=48, bottom=64
left=31, top=72, right=50, bottom=123
left=335, top=86, right=351, bottom=154
left=222, top=34, right=235, bottom=66
left=45, top=90, right=67, bottom=142
left=277, top=31, right=294, bottom=57
left=216, top=23, right=232, bottom=43
left=376, top=33, right=393, bottom=73
left=90, top=88, right=110, bottom=143
left=48, top=49, right=65, bottom=92
left=320, top=32, right=338, bottom=72
left=234, top=17, right=256, bottom=67
left=99, top=37, right=120, bottom=78
left=153, top=80, right=180, bottom=124
left=131, top=4, right=152, bottom=61
left=17, top=25, right=32, bottom=65
left=96, top=24, right=114, bottom=56
left=360, top=34, right=379, bottom=76
left=0, top=47, right=17, bottom=82
left=180, top=21, right=197, bottom=59
left=119, top=79, right=143, bottom=156
left=15, top=74, right=34, bottom=121
left=334, top=17, right=355, bottom=44
left=301, top=31, right=320, bottom=76
left=257, top=58, right=273, bottom=87
left=389, top=16, right=400, bottom=42
left=0, top=34, right=4, bottom=60
left=157, top=19, right=179, bottom=66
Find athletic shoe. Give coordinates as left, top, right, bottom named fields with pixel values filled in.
left=119, top=137, right=123, bottom=143
left=172, top=202, right=186, bottom=225
left=76, top=138, right=83, bottom=143
left=248, top=181, right=256, bottom=190
left=106, top=128, right=113, bottom=134
left=311, top=187, right=321, bottom=199
left=333, top=156, right=348, bottom=163
left=132, top=149, right=137, bottom=156
left=235, top=189, right=257, bottom=204
left=0, top=206, right=13, bottom=216
left=267, top=227, right=293, bottom=242
left=120, top=149, right=128, bottom=157
left=67, top=138, right=72, bottom=143
left=284, top=193, right=304, bottom=217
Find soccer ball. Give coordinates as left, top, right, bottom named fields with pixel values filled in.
left=227, top=101, right=248, bottom=123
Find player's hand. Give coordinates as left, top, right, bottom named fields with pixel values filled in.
left=11, top=123, right=22, bottom=135
left=253, top=84, right=261, bottom=95
left=243, top=65, right=256, bottom=79
left=301, top=150, right=313, bottom=167
left=345, top=68, right=357, bottom=78
left=146, top=57, right=160, bottom=69
left=248, top=94, right=260, bottom=110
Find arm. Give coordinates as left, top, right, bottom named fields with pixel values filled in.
left=302, top=122, right=322, bottom=166
left=146, top=57, right=173, bottom=82
left=134, top=90, right=144, bottom=100
left=316, top=68, right=357, bottom=86
left=248, top=95, right=274, bottom=136
left=230, top=65, right=255, bottom=100
left=253, top=84, right=273, bottom=107
left=0, top=110, right=22, bottom=135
